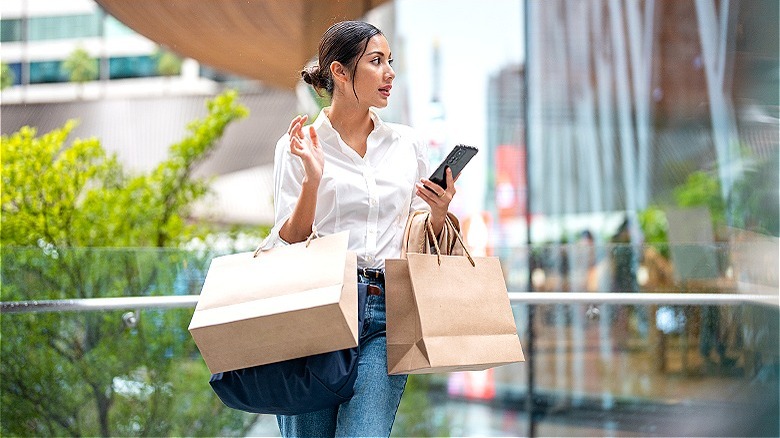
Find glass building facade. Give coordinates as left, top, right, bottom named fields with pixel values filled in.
left=496, top=1, right=778, bottom=435
left=1, top=8, right=185, bottom=87
left=523, top=0, right=778, bottom=241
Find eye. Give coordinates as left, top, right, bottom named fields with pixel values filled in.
left=388, top=58, right=394, bottom=65
left=371, top=57, right=381, bottom=65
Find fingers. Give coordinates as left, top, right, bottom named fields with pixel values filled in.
left=416, top=168, right=457, bottom=207
left=417, top=178, right=441, bottom=195
left=416, top=179, right=451, bottom=202
left=447, top=167, right=459, bottom=184
left=287, top=114, right=308, bottom=138
left=308, top=125, right=319, bottom=148
left=289, top=135, right=304, bottom=157
left=288, top=115, right=312, bottom=157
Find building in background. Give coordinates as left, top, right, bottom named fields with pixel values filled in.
left=0, top=0, right=243, bottom=103
left=525, top=0, right=778, bottom=245
left=0, top=0, right=298, bottom=226
left=486, top=64, right=526, bottom=235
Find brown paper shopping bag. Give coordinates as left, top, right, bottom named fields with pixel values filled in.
left=188, top=230, right=358, bottom=374
left=386, top=216, right=524, bottom=374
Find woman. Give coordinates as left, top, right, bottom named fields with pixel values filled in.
left=261, top=20, right=457, bottom=437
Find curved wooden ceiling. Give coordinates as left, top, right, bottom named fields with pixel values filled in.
left=95, top=0, right=390, bottom=89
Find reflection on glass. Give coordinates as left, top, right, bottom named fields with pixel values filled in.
left=3, top=244, right=776, bottom=436
left=0, top=248, right=257, bottom=437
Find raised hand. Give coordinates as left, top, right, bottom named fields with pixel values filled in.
left=288, top=115, right=324, bottom=184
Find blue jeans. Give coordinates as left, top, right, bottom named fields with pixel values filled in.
left=277, top=275, right=408, bottom=437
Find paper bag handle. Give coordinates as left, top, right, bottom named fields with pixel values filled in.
left=425, top=216, right=476, bottom=267
left=445, top=215, right=475, bottom=267
left=252, top=225, right=320, bottom=258
left=424, top=219, right=443, bottom=266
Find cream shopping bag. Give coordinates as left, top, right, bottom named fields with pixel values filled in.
left=385, top=217, right=524, bottom=374
left=189, top=230, right=358, bottom=374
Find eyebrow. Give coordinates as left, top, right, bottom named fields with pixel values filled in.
left=364, top=50, right=392, bottom=58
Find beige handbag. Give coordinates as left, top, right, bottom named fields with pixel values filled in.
left=189, top=230, right=358, bottom=374
left=385, top=215, right=524, bottom=374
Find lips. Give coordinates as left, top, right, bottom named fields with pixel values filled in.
left=379, top=84, right=392, bottom=97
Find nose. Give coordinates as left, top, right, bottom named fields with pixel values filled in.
left=385, top=65, right=395, bottom=81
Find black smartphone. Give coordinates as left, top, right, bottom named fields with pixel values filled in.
left=429, top=144, right=478, bottom=190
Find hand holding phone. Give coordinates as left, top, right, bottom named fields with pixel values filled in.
left=429, top=145, right=478, bottom=190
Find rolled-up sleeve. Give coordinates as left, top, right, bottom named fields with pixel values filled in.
left=259, top=134, right=304, bottom=249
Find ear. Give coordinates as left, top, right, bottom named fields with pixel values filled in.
left=330, top=61, right=349, bottom=85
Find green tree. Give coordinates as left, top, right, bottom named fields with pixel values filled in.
left=1, top=61, right=15, bottom=90
left=1, top=90, right=256, bottom=436
left=154, top=49, right=183, bottom=77
left=61, top=46, right=98, bottom=98
left=673, top=170, right=726, bottom=226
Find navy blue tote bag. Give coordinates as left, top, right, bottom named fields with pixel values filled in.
left=208, top=283, right=367, bottom=415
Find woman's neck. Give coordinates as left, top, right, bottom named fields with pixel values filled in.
left=327, top=99, right=373, bottom=157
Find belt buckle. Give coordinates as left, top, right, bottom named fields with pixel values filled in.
left=362, top=267, right=380, bottom=279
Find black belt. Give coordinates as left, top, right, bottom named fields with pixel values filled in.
left=358, top=268, right=384, bottom=296
left=358, top=268, right=384, bottom=282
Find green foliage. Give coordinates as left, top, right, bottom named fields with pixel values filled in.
left=638, top=205, right=670, bottom=259
left=732, top=150, right=779, bottom=236
left=61, top=46, right=98, bottom=84
left=1, top=91, right=256, bottom=436
left=393, top=375, right=451, bottom=437
left=154, top=49, right=183, bottom=77
left=1, top=90, right=249, bottom=248
left=672, top=158, right=779, bottom=237
left=673, top=170, right=726, bottom=226
left=1, top=249, right=256, bottom=437
left=2, top=121, right=120, bottom=247
left=1, top=61, right=15, bottom=90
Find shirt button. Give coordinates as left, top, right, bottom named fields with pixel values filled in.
left=369, top=198, right=377, bottom=206
left=366, top=255, right=375, bottom=262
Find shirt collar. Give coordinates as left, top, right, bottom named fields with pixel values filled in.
left=311, top=107, right=331, bottom=133
left=311, top=107, right=396, bottom=140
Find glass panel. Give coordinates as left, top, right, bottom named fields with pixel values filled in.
left=29, top=60, right=68, bottom=84
left=0, top=247, right=212, bottom=302
left=2, top=299, right=775, bottom=436
left=394, top=302, right=779, bottom=437
left=28, top=14, right=100, bottom=41
left=0, top=309, right=260, bottom=437
left=104, top=16, right=136, bottom=38
left=2, top=245, right=777, bottom=436
left=7, top=63, right=22, bottom=86
left=0, top=18, right=22, bottom=43
left=0, top=247, right=247, bottom=436
left=109, top=56, right=157, bottom=79
left=519, top=0, right=778, bottom=255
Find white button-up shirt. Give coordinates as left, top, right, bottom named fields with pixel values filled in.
left=261, top=108, right=430, bottom=269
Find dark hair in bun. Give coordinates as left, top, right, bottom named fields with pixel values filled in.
left=301, top=20, right=382, bottom=98
left=301, top=66, right=332, bottom=93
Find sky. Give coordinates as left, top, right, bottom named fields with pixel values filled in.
left=391, top=0, right=525, bottom=216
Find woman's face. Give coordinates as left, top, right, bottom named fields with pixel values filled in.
left=349, top=34, right=395, bottom=108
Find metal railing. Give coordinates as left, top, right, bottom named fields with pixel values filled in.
left=2, top=291, right=776, bottom=314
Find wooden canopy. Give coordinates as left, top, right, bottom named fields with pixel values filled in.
left=95, top=0, right=390, bottom=90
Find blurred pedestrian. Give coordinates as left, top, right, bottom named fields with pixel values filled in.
left=571, top=230, right=596, bottom=293
left=610, top=218, right=640, bottom=347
